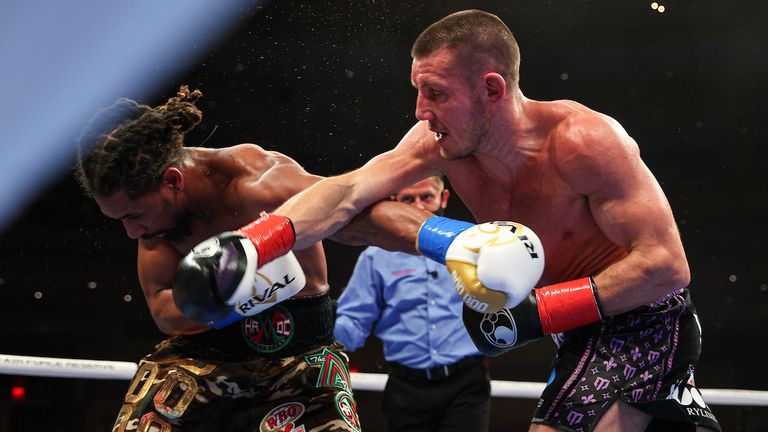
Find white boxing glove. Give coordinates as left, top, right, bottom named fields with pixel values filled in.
left=227, top=244, right=307, bottom=317
left=417, top=218, right=544, bottom=313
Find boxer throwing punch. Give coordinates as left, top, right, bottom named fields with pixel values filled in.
left=185, top=10, right=720, bottom=432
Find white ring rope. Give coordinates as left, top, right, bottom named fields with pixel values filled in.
left=0, top=354, right=138, bottom=380
left=1, top=354, right=766, bottom=406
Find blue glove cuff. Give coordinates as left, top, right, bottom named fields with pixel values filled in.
left=417, top=216, right=474, bottom=264
left=208, top=310, right=242, bottom=329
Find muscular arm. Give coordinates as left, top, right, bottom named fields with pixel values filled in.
left=237, top=147, right=326, bottom=213
left=138, top=239, right=210, bottom=335
left=275, top=122, right=440, bottom=249
left=249, top=144, right=435, bottom=253
left=331, top=200, right=432, bottom=254
left=559, top=114, right=690, bottom=316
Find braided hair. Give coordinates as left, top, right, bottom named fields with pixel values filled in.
left=75, top=86, right=203, bottom=199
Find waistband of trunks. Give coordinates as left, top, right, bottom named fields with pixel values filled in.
left=560, top=288, right=695, bottom=344
left=173, top=293, right=335, bottom=361
left=630, top=288, right=692, bottom=316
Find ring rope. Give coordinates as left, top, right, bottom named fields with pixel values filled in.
left=0, top=354, right=138, bottom=380
left=1, top=354, right=766, bottom=406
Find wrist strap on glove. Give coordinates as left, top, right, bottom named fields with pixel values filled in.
left=536, top=277, right=604, bottom=334
left=209, top=311, right=242, bottom=329
left=238, top=213, right=296, bottom=267
left=416, top=216, right=474, bottom=263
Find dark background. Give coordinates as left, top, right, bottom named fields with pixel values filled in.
left=1, top=0, right=767, bottom=430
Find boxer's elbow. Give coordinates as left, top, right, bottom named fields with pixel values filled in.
left=152, top=312, right=181, bottom=335
left=646, top=246, right=690, bottom=296
left=295, top=179, right=366, bottom=242
left=671, top=257, right=691, bottom=291
left=149, top=294, right=209, bottom=336
left=664, top=246, right=690, bottom=291
left=152, top=310, right=209, bottom=336
left=333, top=203, right=424, bottom=253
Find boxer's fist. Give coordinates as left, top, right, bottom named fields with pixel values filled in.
left=173, top=231, right=306, bottom=327
left=417, top=217, right=544, bottom=313
left=462, top=277, right=603, bottom=356
left=462, top=291, right=544, bottom=356
left=448, top=221, right=544, bottom=312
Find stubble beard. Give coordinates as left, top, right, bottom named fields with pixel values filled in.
left=441, top=96, right=488, bottom=160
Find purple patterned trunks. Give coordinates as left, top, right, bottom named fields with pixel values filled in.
left=532, top=289, right=721, bottom=432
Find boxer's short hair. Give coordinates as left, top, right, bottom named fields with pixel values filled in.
left=411, top=10, right=520, bottom=90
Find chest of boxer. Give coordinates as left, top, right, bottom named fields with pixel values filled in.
left=447, top=159, right=626, bottom=286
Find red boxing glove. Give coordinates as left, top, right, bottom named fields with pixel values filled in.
left=536, top=277, right=604, bottom=334
left=237, top=213, right=296, bottom=267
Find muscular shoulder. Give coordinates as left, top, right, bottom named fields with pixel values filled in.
left=219, top=144, right=321, bottom=210
left=216, top=143, right=294, bottom=174
left=548, top=102, right=641, bottom=195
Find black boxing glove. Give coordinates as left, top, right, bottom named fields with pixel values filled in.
left=463, top=278, right=603, bottom=356
left=173, top=231, right=305, bottom=328
left=462, top=291, right=544, bottom=357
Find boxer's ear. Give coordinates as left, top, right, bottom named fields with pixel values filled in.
left=482, top=73, right=507, bottom=103
left=439, top=188, right=450, bottom=209
left=162, top=167, right=184, bottom=192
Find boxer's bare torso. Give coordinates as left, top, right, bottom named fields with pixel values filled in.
left=411, top=93, right=685, bottom=315
left=434, top=100, right=630, bottom=287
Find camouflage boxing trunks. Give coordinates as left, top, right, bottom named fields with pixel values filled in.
left=532, top=289, right=721, bottom=432
left=112, top=294, right=361, bottom=432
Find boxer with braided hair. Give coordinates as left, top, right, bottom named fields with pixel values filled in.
left=76, top=85, right=429, bottom=431
left=77, top=86, right=202, bottom=201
